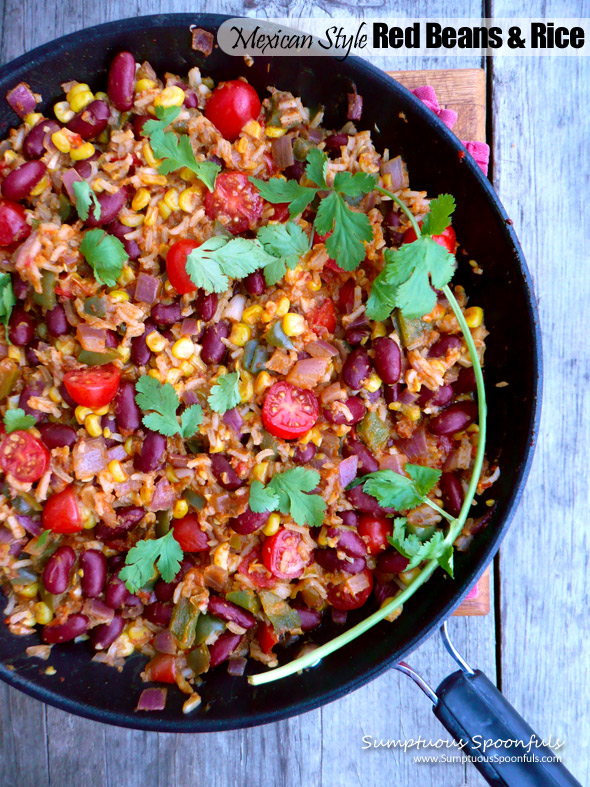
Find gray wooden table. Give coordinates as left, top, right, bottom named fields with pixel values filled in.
left=1, top=1, right=588, bottom=785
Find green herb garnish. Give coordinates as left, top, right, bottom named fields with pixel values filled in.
left=257, top=221, right=310, bottom=285
left=389, top=517, right=454, bottom=577
left=0, top=272, right=15, bottom=342
left=3, top=408, right=36, bottom=434
left=248, top=467, right=326, bottom=527
left=185, top=236, right=276, bottom=293
left=36, top=530, right=50, bottom=548
left=208, top=372, right=241, bottom=414
left=135, top=375, right=203, bottom=438
left=73, top=181, right=101, bottom=222
left=352, top=463, right=442, bottom=512
left=79, top=229, right=128, bottom=287
left=120, top=530, right=183, bottom=593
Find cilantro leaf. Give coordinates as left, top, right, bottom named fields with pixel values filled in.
left=361, top=464, right=442, bottom=512
left=79, top=229, right=128, bottom=287
left=332, top=171, right=377, bottom=196
left=388, top=517, right=454, bottom=577
left=267, top=467, right=326, bottom=527
left=37, top=530, right=50, bottom=548
left=120, top=530, right=183, bottom=593
left=4, top=408, right=36, bottom=434
left=73, top=181, right=101, bottom=222
left=185, top=236, right=276, bottom=294
left=0, top=272, right=15, bottom=339
left=421, top=193, right=456, bottom=237
left=365, top=268, right=398, bottom=321
left=180, top=405, right=203, bottom=438
left=208, top=372, right=241, bottom=414
left=305, top=147, right=328, bottom=189
left=149, top=123, right=220, bottom=191
left=249, top=177, right=317, bottom=217
left=143, top=105, right=181, bottom=137
left=249, top=480, right=280, bottom=514
left=315, top=191, right=373, bottom=271
left=135, top=376, right=201, bottom=438
left=257, top=222, right=308, bottom=286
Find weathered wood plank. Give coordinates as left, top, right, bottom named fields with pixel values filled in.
left=0, top=682, right=48, bottom=787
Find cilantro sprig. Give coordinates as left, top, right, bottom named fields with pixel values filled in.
left=208, top=372, right=241, bottom=414
left=248, top=467, right=326, bottom=527
left=3, top=408, right=36, bottom=434
left=120, top=530, right=183, bottom=593
left=389, top=517, right=454, bottom=577
left=352, top=463, right=443, bottom=512
left=80, top=229, right=128, bottom=287
left=135, top=375, right=203, bottom=438
left=73, top=181, right=101, bottom=222
left=0, top=272, right=15, bottom=341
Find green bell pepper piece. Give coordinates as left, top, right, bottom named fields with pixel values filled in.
left=77, top=349, right=120, bottom=366
left=83, top=296, right=107, bottom=318
left=187, top=644, right=210, bottom=675
left=183, top=489, right=205, bottom=510
left=258, top=590, right=301, bottom=636
left=194, top=614, right=226, bottom=646
left=170, top=597, right=201, bottom=650
left=32, top=271, right=56, bottom=311
left=266, top=321, right=294, bottom=350
left=357, top=412, right=390, bottom=453
left=0, top=359, right=19, bottom=401
left=226, top=589, right=261, bottom=615
left=394, top=308, right=429, bottom=349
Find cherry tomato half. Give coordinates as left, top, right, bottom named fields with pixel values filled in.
left=402, top=224, right=456, bottom=253
left=327, top=568, right=374, bottom=610
left=258, top=621, right=279, bottom=655
left=357, top=514, right=391, bottom=555
left=204, top=172, right=263, bottom=235
left=145, top=653, right=177, bottom=684
left=172, top=513, right=209, bottom=552
left=204, top=80, right=261, bottom=141
left=309, top=299, right=337, bottom=334
left=63, top=364, right=121, bottom=409
left=0, top=199, right=31, bottom=247
left=261, top=528, right=310, bottom=580
left=42, top=485, right=83, bottom=534
left=271, top=202, right=290, bottom=222
left=238, top=548, right=276, bottom=589
left=262, top=381, right=319, bottom=440
left=0, top=430, right=49, bottom=483
left=166, top=239, right=200, bottom=294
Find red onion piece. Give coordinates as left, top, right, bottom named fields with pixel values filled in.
left=153, top=629, right=177, bottom=655
left=305, top=340, right=339, bottom=359
left=6, top=82, right=37, bottom=118
left=9, top=541, right=25, bottom=557
left=17, top=515, right=42, bottom=536
left=227, top=656, right=247, bottom=676
left=134, top=273, right=160, bottom=305
left=307, top=128, right=323, bottom=144
left=222, top=407, right=243, bottom=433
left=347, top=91, right=363, bottom=121
left=381, top=156, right=409, bottom=191
left=0, top=527, right=15, bottom=544
left=332, top=608, right=348, bottom=624
left=399, top=388, right=419, bottom=405
left=271, top=135, right=294, bottom=170
left=191, top=27, right=214, bottom=55
left=107, top=445, right=127, bottom=462
left=77, top=324, right=106, bottom=352
left=339, top=455, right=358, bottom=487
left=148, top=478, right=176, bottom=512
left=395, top=427, right=428, bottom=461
left=136, top=688, right=167, bottom=711
left=379, top=454, right=406, bottom=474
left=83, top=598, right=115, bottom=625
left=180, top=317, right=199, bottom=336
left=286, top=357, right=329, bottom=389
left=72, top=438, right=107, bottom=478
left=61, top=168, right=83, bottom=202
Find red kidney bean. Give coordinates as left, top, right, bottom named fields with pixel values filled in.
left=208, top=596, right=255, bottom=629
left=154, top=579, right=176, bottom=603
left=151, top=301, right=182, bottom=326
left=373, top=337, right=401, bottom=384
left=11, top=274, right=28, bottom=299
left=46, top=303, right=69, bottom=337
left=131, top=320, right=155, bottom=366
left=105, top=330, right=119, bottom=349
left=345, top=484, right=391, bottom=516
left=292, top=604, right=322, bottom=631
left=25, top=339, right=41, bottom=366
left=143, top=602, right=173, bottom=627
left=115, top=380, right=141, bottom=433
left=417, top=384, right=454, bottom=409
left=8, top=306, right=35, bottom=345
left=338, top=279, right=356, bottom=315
left=209, top=632, right=242, bottom=668
left=342, top=348, right=372, bottom=390
left=454, top=367, right=477, bottom=394
left=73, top=160, right=92, bottom=179
left=132, top=114, right=150, bottom=139
left=42, top=614, right=88, bottom=644
left=243, top=271, right=266, bottom=296
left=229, top=507, right=269, bottom=535
left=195, top=290, right=218, bottom=322
left=135, top=430, right=167, bottom=473
left=201, top=321, right=230, bottom=365
left=23, top=119, right=60, bottom=160
left=331, top=608, right=348, bottom=625
left=377, top=550, right=410, bottom=573
left=440, top=471, right=464, bottom=518
left=323, top=395, right=366, bottom=426
left=105, top=219, right=140, bottom=260
left=42, top=545, right=76, bottom=594
left=79, top=549, right=107, bottom=598
left=105, top=575, right=129, bottom=609
left=337, top=510, right=359, bottom=529
left=183, top=89, right=199, bottom=108
left=210, top=454, right=244, bottom=491
left=428, top=401, right=477, bottom=436
left=1, top=160, right=46, bottom=202
left=18, top=380, right=46, bottom=421
left=343, top=435, right=379, bottom=475
left=0, top=198, right=30, bottom=246
left=325, top=133, right=349, bottom=150
left=91, top=614, right=124, bottom=650
left=38, top=423, right=77, bottom=450
left=373, top=581, right=398, bottom=607
left=327, top=526, right=367, bottom=557
left=59, top=382, right=77, bottom=408
left=284, top=160, right=305, bottom=180
left=96, top=505, right=145, bottom=541
left=384, top=208, right=404, bottom=245
left=314, top=548, right=366, bottom=574
left=84, top=186, right=128, bottom=227
left=428, top=335, right=462, bottom=358
left=67, top=99, right=110, bottom=140
left=293, top=442, right=316, bottom=464
left=108, top=51, right=136, bottom=111
left=344, top=325, right=370, bottom=346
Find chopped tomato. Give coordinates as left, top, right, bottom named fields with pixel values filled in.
left=166, top=239, right=200, bottom=294
left=338, top=279, right=356, bottom=315
left=357, top=515, right=391, bottom=555
left=42, top=485, right=83, bottom=534
left=314, top=230, right=345, bottom=273
left=172, top=513, right=209, bottom=552
left=204, top=80, right=261, bottom=141
left=262, top=382, right=319, bottom=440
left=63, top=364, right=121, bottom=409
left=262, top=528, right=310, bottom=580
left=258, top=621, right=279, bottom=655
left=238, top=548, right=275, bottom=588
left=145, top=653, right=177, bottom=684
left=0, top=199, right=31, bottom=246
left=327, top=568, right=374, bottom=610
left=270, top=202, right=290, bottom=222
left=204, top=172, right=263, bottom=235
left=402, top=224, right=456, bottom=253
left=0, top=431, right=49, bottom=483
left=309, top=299, right=337, bottom=333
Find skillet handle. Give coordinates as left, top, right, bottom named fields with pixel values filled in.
left=433, top=669, right=581, bottom=787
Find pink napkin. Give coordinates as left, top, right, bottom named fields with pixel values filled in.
left=411, top=85, right=490, bottom=176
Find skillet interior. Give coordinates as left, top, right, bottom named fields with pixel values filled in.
left=0, top=13, right=541, bottom=731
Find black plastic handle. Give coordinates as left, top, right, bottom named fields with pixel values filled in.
left=433, top=669, right=581, bottom=786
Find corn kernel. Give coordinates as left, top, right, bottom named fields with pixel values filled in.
left=83, top=512, right=97, bottom=530
left=93, top=405, right=110, bottom=416
left=242, top=304, right=263, bottom=325
left=252, top=461, right=269, bottom=483
left=371, top=322, right=387, bottom=339
left=146, top=331, right=166, bottom=353
left=70, top=142, right=95, bottom=161
left=307, top=274, right=322, bottom=292
left=103, top=428, right=112, bottom=439
left=317, top=526, right=328, bottom=547
left=158, top=201, right=171, bottom=220
left=75, top=405, right=92, bottom=424
left=119, top=346, right=131, bottom=364
left=136, top=78, right=158, bottom=93
left=119, top=213, right=144, bottom=228
left=142, top=173, right=168, bottom=187
left=34, top=601, right=53, bottom=625
left=229, top=322, right=251, bottom=347
left=69, top=90, right=94, bottom=114
left=66, top=82, right=91, bottom=102
left=29, top=174, right=49, bottom=197
left=51, top=128, right=71, bottom=153
left=84, top=414, right=102, bottom=437
left=95, top=91, right=108, bottom=102
left=213, top=542, right=230, bottom=570
left=16, top=582, right=39, bottom=599
left=254, top=371, right=273, bottom=395
left=154, top=85, right=185, bottom=108
left=140, top=485, right=153, bottom=506
left=144, top=205, right=159, bottom=226
left=464, top=306, right=483, bottom=328
left=48, top=386, right=62, bottom=403
left=54, top=101, right=75, bottom=123
left=55, top=336, right=76, bottom=355
left=7, top=345, right=23, bottom=362
left=128, top=623, right=148, bottom=643
left=166, top=466, right=179, bottom=484
left=241, top=119, right=261, bottom=139
left=180, top=361, right=195, bottom=377
left=171, top=337, right=194, bottom=360
left=173, top=499, right=189, bottom=519
left=281, top=313, right=305, bottom=337
left=399, top=567, right=422, bottom=584
left=124, top=437, right=135, bottom=455
left=263, top=513, right=281, bottom=536
left=108, top=459, right=127, bottom=483
left=163, top=188, right=179, bottom=212
left=142, top=141, right=162, bottom=168
left=109, top=289, right=130, bottom=303
left=364, top=372, right=383, bottom=393
left=179, top=166, right=199, bottom=182
left=275, top=297, right=290, bottom=318
left=132, top=187, right=151, bottom=211
left=239, top=370, right=254, bottom=403
left=166, top=368, right=183, bottom=385
left=406, top=404, right=421, bottom=422
left=117, top=264, right=135, bottom=287
left=308, top=426, right=323, bottom=447
left=236, top=136, right=249, bottom=154
left=3, top=150, right=17, bottom=164
left=265, top=126, right=286, bottom=138
left=24, top=112, right=43, bottom=128
left=178, top=186, right=200, bottom=213
left=148, top=369, right=161, bottom=382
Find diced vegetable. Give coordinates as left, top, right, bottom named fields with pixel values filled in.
left=357, top=412, right=390, bottom=453
left=258, top=590, right=302, bottom=636
left=77, top=349, right=120, bottom=366
left=194, top=613, right=226, bottom=646
left=169, top=596, right=200, bottom=650
left=226, top=589, right=261, bottom=615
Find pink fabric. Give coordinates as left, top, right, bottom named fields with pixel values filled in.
left=465, top=583, right=479, bottom=600
left=411, top=84, right=490, bottom=176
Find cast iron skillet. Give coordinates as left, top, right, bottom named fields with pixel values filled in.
left=0, top=14, right=541, bottom=733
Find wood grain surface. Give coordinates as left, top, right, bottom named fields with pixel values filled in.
left=0, top=1, right=587, bottom=786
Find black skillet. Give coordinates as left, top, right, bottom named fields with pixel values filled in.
left=0, top=13, right=570, bottom=786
